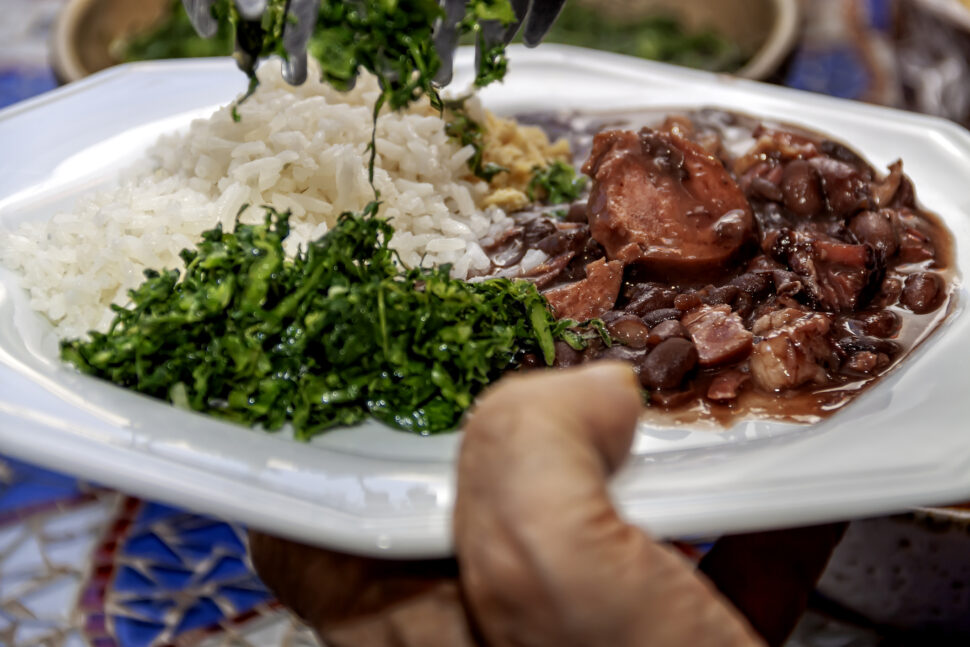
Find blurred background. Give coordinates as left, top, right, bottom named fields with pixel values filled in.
left=3, top=1, right=970, bottom=646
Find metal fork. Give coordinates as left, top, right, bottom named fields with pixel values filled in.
left=433, top=0, right=567, bottom=86
left=182, top=0, right=566, bottom=88
left=183, top=0, right=316, bottom=84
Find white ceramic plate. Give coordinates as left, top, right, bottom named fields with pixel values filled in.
left=1, top=46, right=968, bottom=558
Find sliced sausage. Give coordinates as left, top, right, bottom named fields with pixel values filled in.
left=583, top=127, right=756, bottom=279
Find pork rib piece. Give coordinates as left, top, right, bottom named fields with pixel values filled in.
left=543, top=258, right=624, bottom=321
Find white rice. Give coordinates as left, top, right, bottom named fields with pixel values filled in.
left=0, top=61, right=513, bottom=338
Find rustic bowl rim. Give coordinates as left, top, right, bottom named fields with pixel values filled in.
left=50, top=0, right=800, bottom=83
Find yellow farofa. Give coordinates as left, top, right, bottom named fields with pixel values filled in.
left=479, top=111, right=572, bottom=211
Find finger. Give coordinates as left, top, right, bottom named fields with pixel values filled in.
left=249, top=531, right=480, bottom=646
left=522, top=0, right=567, bottom=47
left=454, top=363, right=764, bottom=647
left=324, top=581, right=481, bottom=647
left=699, top=523, right=849, bottom=647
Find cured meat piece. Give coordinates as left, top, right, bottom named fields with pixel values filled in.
left=707, top=369, right=749, bottom=401
left=773, top=230, right=876, bottom=312
left=750, top=308, right=836, bottom=391
left=583, top=128, right=756, bottom=279
left=543, top=258, right=624, bottom=321
left=681, top=304, right=753, bottom=367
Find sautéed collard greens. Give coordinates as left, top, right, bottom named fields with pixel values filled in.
left=60, top=0, right=601, bottom=436
left=61, top=206, right=604, bottom=437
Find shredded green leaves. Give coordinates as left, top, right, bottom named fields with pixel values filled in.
left=214, top=0, right=515, bottom=112
left=443, top=99, right=507, bottom=181
left=61, top=206, right=598, bottom=437
left=527, top=160, right=587, bottom=204
left=211, top=0, right=515, bottom=182
left=65, top=0, right=608, bottom=437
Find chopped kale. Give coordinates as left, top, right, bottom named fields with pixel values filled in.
left=208, top=0, right=514, bottom=112
left=443, top=99, right=508, bottom=181
left=527, top=160, right=587, bottom=204
left=61, top=205, right=597, bottom=437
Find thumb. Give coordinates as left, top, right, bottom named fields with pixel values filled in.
left=453, top=362, right=763, bottom=647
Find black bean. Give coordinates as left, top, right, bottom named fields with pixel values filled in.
left=624, top=283, right=676, bottom=314
left=607, top=316, right=651, bottom=349
left=642, top=308, right=682, bottom=327
left=535, top=228, right=587, bottom=257
left=647, top=319, right=689, bottom=346
left=673, top=292, right=703, bottom=311
left=782, top=159, right=824, bottom=216
left=564, top=201, right=588, bottom=223
left=701, top=285, right=740, bottom=307
left=519, top=352, right=542, bottom=369
left=900, top=272, right=945, bottom=314
left=856, top=310, right=902, bottom=338
left=522, top=219, right=557, bottom=248
left=731, top=271, right=773, bottom=297
left=849, top=210, right=898, bottom=257
left=553, top=341, right=583, bottom=368
left=820, top=139, right=867, bottom=166
left=873, top=276, right=903, bottom=307
left=638, top=338, right=698, bottom=389
left=837, top=335, right=900, bottom=357
left=842, top=351, right=891, bottom=376
left=810, top=157, right=871, bottom=216
left=733, top=292, right=754, bottom=320
left=595, top=345, right=647, bottom=363
left=749, top=176, right=784, bottom=202
left=649, top=385, right=698, bottom=408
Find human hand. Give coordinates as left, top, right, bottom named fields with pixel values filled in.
left=251, top=363, right=841, bottom=646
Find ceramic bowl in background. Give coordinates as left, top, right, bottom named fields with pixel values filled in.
left=51, top=0, right=170, bottom=84
left=51, top=0, right=799, bottom=83
left=588, top=0, right=799, bottom=79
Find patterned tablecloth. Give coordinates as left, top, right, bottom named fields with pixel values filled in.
left=0, top=0, right=942, bottom=645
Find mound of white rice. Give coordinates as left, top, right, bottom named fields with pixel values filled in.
left=0, top=61, right=514, bottom=338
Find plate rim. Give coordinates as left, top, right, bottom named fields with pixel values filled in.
left=1, top=45, right=969, bottom=557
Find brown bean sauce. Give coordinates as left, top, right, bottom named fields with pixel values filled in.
left=488, top=108, right=957, bottom=427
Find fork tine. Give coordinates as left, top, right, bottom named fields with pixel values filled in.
left=475, top=19, right=506, bottom=73
left=522, top=0, right=567, bottom=47
left=281, top=0, right=316, bottom=84
left=182, top=0, right=218, bottom=38
left=433, top=0, right=467, bottom=86
left=502, top=0, right=530, bottom=43
left=283, top=53, right=308, bottom=85
left=234, top=0, right=268, bottom=21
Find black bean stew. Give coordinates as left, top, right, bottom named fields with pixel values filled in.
left=488, top=109, right=956, bottom=426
